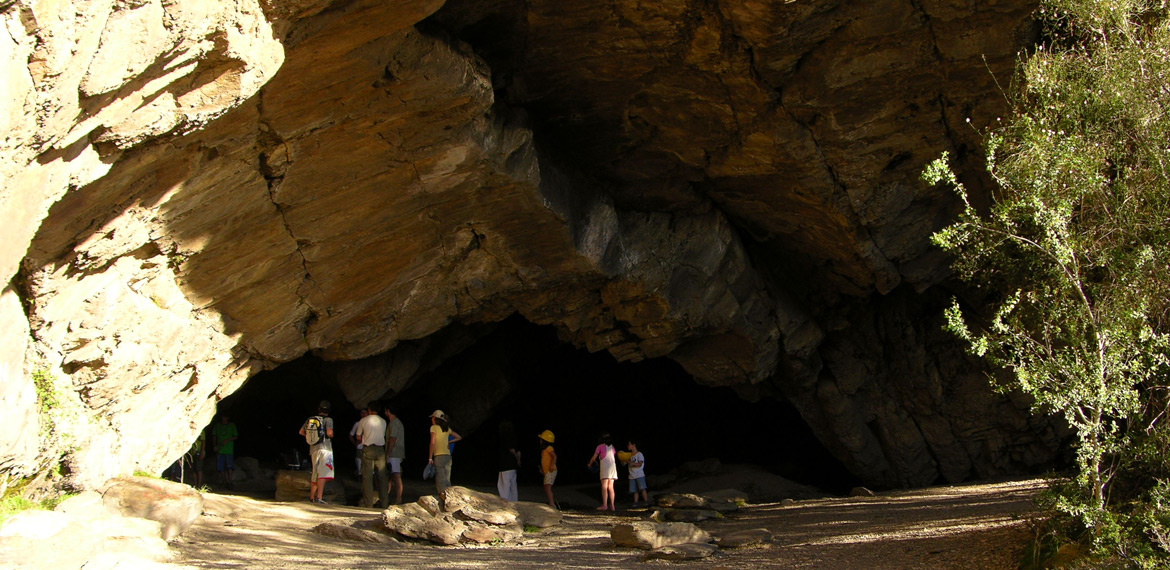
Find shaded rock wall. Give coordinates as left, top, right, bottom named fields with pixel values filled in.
left=1, top=0, right=1061, bottom=490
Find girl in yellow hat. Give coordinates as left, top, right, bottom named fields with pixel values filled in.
left=538, top=430, right=558, bottom=509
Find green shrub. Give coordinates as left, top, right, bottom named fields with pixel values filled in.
left=927, top=0, right=1170, bottom=565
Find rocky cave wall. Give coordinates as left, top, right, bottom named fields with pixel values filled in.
left=1, top=0, right=1062, bottom=491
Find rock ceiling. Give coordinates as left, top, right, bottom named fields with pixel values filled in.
left=0, top=0, right=1062, bottom=489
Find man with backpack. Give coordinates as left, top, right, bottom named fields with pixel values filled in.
left=299, top=400, right=335, bottom=504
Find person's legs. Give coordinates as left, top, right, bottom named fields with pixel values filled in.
left=371, top=447, right=389, bottom=508
left=434, top=454, right=452, bottom=495
left=505, top=469, right=518, bottom=502
left=597, top=478, right=610, bottom=510
left=224, top=455, right=234, bottom=489
left=605, top=479, right=616, bottom=510
left=498, top=469, right=518, bottom=502
left=543, top=471, right=557, bottom=508
left=360, top=446, right=377, bottom=507
left=388, top=457, right=403, bottom=504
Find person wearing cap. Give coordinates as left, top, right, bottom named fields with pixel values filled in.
left=298, top=400, right=335, bottom=504
left=428, top=410, right=462, bottom=495
left=355, top=400, right=389, bottom=508
left=538, top=430, right=558, bottom=508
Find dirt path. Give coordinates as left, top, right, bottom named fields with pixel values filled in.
left=172, top=478, right=1046, bottom=569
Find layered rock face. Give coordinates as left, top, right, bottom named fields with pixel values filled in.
left=2, top=0, right=1058, bottom=490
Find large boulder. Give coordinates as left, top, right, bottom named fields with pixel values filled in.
left=439, top=486, right=519, bottom=525
left=382, top=502, right=467, bottom=546
left=100, top=476, right=203, bottom=540
left=512, top=501, right=563, bottom=528
left=0, top=493, right=174, bottom=569
left=381, top=491, right=561, bottom=545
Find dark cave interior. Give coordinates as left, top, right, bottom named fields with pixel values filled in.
left=216, top=317, right=859, bottom=495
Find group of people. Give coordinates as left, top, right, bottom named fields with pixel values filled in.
left=509, top=429, right=649, bottom=511
left=166, top=414, right=234, bottom=489
left=586, top=433, right=648, bottom=510
left=298, top=402, right=648, bottom=511
left=298, top=399, right=411, bottom=507
left=299, top=400, right=460, bottom=508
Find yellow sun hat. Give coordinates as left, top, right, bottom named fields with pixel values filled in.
left=538, top=430, right=555, bottom=443
left=617, top=450, right=633, bottom=464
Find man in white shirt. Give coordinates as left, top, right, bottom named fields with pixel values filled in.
left=355, top=401, right=388, bottom=508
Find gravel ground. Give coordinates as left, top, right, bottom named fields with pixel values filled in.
left=172, top=478, right=1047, bottom=569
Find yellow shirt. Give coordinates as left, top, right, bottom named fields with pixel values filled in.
left=431, top=424, right=450, bottom=457
left=541, top=445, right=556, bottom=474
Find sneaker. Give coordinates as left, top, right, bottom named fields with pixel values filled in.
left=314, top=498, right=327, bottom=504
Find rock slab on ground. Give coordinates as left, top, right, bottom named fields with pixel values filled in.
left=610, top=521, right=713, bottom=550
left=716, top=528, right=773, bottom=548
left=512, top=501, right=562, bottom=528
left=642, top=542, right=719, bottom=561
left=100, top=476, right=204, bottom=540
left=309, top=522, right=400, bottom=544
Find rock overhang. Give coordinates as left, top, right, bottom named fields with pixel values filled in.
left=1, top=0, right=1063, bottom=491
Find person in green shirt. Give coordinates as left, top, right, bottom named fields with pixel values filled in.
left=213, top=414, right=238, bottom=490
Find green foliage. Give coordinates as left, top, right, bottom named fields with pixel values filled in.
left=0, top=476, right=78, bottom=526
left=0, top=494, right=39, bottom=526
left=523, top=524, right=541, bottom=533
left=32, top=369, right=59, bottom=417
left=926, top=0, right=1170, bottom=564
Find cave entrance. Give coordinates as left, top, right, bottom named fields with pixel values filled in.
left=218, top=316, right=857, bottom=497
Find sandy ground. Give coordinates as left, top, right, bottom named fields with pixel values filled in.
left=171, top=477, right=1047, bottom=569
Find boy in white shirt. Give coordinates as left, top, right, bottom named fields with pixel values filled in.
left=627, top=439, right=648, bottom=507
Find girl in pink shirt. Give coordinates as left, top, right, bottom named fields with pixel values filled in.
left=587, top=433, right=618, bottom=510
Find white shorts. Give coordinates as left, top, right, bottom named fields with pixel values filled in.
left=387, top=457, right=403, bottom=474
left=543, top=470, right=557, bottom=486
left=311, top=447, right=334, bottom=482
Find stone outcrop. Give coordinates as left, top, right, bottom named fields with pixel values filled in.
left=1, top=0, right=1064, bottom=491
left=0, top=489, right=186, bottom=569
left=100, top=476, right=204, bottom=540
left=380, top=486, right=551, bottom=545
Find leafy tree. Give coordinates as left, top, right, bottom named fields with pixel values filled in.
left=924, top=0, right=1170, bottom=563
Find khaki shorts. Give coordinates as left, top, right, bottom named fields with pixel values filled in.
left=543, top=470, right=557, bottom=486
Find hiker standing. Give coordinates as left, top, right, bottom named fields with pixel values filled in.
left=355, top=401, right=389, bottom=508
left=497, top=420, right=521, bottom=502
left=428, top=410, right=461, bottom=495
left=212, top=414, right=238, bottom=490
left=383, top=404, right=406, bottom=505
left=298, top=400, right=335, bottom=504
